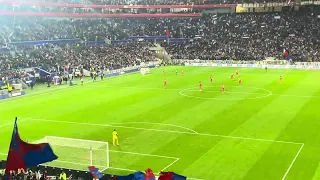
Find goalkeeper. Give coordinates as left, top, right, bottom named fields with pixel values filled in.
left=113, top=129, right=119, bottom=146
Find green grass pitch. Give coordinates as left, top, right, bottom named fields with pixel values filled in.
left=1, top=66, right=320, bottom=180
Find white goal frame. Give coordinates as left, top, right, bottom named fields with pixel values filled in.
left=42, top=136, right=110, bottom=170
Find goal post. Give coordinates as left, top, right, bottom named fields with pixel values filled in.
left=34, top=136, right=110, bottom=171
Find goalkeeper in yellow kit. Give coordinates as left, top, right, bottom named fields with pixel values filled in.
left=113, top=129, right=119, bottom=146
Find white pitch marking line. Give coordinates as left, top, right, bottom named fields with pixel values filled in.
left=110, top=150, right=178, bottom=159
left=0, top=72, right=137, bottom=104
left=0, top=86, right=73, bottom=104
left=273, top=94, right=320, bottom=98
left=184, top=89, right=268, bottom=95
left=109, top=121, right=199, bottom=134
left=52, top=160, right=104, bottom=167
left=186, top=177, right=205, bottom=180
left=84, top=85, right=320, bottom=99
left=29, top=118, right=198, bottom=136
left=26, top=117, right=303, bottom=145
left=84, top=84, right=182, bottom=91
left=0, top=122, right=14, bottom=128
left=0, top=118, right=31, bottom=129
left=108, top=167, right=137, bottom=172
left=160, top=158, right=180, bottom=172
left=282, top=143, right=305, bottom=180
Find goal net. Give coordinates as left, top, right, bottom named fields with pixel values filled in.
left=33, top=136, right=110, bottom=171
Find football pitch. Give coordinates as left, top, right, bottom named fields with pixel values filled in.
left=1, top=66, right=320, bottom=180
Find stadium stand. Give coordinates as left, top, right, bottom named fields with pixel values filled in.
left=1, top=0, right=320, bottom=178
left=1, top=10, right=320, bottom=65
left=164, top=12, right=320, bottom=62
left=0, top=44, right=156, bottom=72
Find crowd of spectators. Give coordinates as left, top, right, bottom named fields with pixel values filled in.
left=0, top=168, right=43, bottom=180
left=0, top=11, right=320, bottom=73
left=164, top=13, right=320, bottom=62
left=0, top=43, right=156, bottom=72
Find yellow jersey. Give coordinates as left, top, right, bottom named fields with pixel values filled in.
left=113, top=131, right=118, bottom=139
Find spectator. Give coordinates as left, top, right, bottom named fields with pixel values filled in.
left=59, top=171, right=66, bottom=180
left=36, top=170, right=41, bottom=180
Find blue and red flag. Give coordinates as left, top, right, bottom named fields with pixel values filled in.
left=158, top=171, right=186, bottom=180
left=113, top=169, right=155, bottom=180
left=5, top=117, right=58, bottom=176
left=165, top=27, right=171, bottom=38
left=88, top=166, right=104, bottom=179
left=145, top=168, right=156, bottom=180
left=283, top=49, right=291, bottom=60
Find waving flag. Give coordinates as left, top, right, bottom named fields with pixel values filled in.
left=145, top=168, right=156, bottom=180
left=158, top=171, right=186, bottom=180
left=88, top=166, right=104, bottom=179
left=165, top=27, right=171, bottom=38
left=5, top=117, right=58, bottom=176
left=113, top=169, right=155, bottom=180
left=283, top=49, right=288, bottom=57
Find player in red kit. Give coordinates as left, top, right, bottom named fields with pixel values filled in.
left=164, top=79, right=167, bottom=88
left=280, top=76, right=282, bottom=84
left=231, top=73, right=234, bottom=79
left=199, top=81, right=203, bottom=91
left=182, top=70, right=184, bottom=77
left=210, top=76, right=213, bottom=83
left=238, top=79, right=242, bottom=86
left=236, top=70, right=239, bottom=75
left=221, top=84, right=225, bottom=93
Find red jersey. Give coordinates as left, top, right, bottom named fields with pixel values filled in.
left=231, top=74, right=234, bottom=79
left=239, top=79, right=242, bottom=84
left=199, top=83, right=202, bottom=87
left=280, top=77, right=283, bottom=81
left=236, top=70, right=239, bottom=75
left=182, top=72, right=184, bottom=76
left=210, top=77, right=213, bottom=82
left=164, top=80, right=167, bottom=85
left=221, top=85, right=225, bottom=89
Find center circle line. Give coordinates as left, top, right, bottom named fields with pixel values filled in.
left=179, top=86, right=273, bottom=100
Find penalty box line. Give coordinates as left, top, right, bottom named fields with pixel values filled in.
left=24, top=117, right=303, bottom=145
left=20, top=118, right=305, bottom=180
left=0, top=118, right=304, bottom=180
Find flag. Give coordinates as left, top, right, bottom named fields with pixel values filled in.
left=145, top=168, right=156, bottom=180
left=158, top=172, right=186, bottom=180
left=114, top=173, right=134, bottom=180
left=134, top=171, right=144, bottom=180
left=283, top=49, right=292, bottom=60
left=88, top=166, right=104, bottom=179
left=165, top=27, right=171, bottom=38
left=113, top=169, right=155, bottom=180
left=283, top=49, right=289, bottom=57
left=5, top=117, right=58, bottom=176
